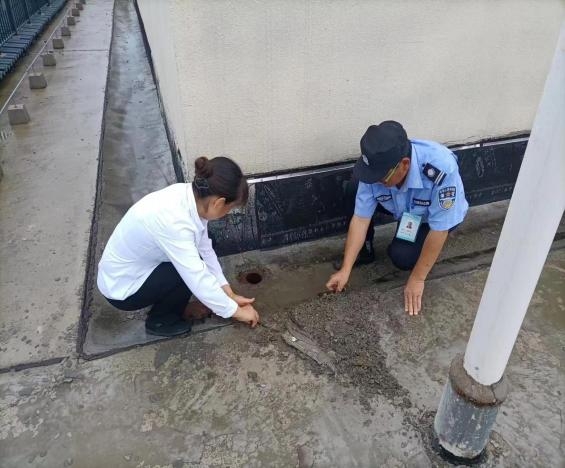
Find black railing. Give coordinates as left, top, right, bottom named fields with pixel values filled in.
left=0, top=0, right=66, bottom=81
left=0, top=0, right=51, bottom=45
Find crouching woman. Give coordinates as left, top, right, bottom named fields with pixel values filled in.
left=97, top=156, right=259, bottom=336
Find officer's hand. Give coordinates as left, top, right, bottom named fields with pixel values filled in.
left=232, top=304, right=260, bottom=328
left=326, top=269, right=350, bottom=293
left=404, top=277, right=425, bottom=315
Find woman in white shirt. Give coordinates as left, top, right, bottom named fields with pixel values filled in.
left=97, top=156, right=260, bottom=337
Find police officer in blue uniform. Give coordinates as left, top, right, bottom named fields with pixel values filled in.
left=326, top=121, right=468, bottom=315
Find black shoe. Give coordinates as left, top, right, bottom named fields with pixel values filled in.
left=332, top=242, right=375, bottom=270
left=145, top=317, right=193, bottom=337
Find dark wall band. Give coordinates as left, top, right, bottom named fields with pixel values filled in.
left=209, top=138, right=528, bottom=257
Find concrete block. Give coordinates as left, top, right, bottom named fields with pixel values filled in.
left=61, top=26, right=71, bottom=37
left=75, top=3, right=83, bottom=10
left=28, top=73, right=47, bottom=89
left=53, top=38, right=64, bottom=49
left=71, top=8, right=80, bottom=16
left=67, top=16, right=76, bottom=26
left=8, top=104, right=30, bottom=125
left=42, top=52, right=56, bottom=67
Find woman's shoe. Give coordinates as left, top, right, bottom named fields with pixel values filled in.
left=145, top=317, right=192, bottom=337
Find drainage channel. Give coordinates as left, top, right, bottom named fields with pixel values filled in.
left=77, top=0, right=181, bottom=358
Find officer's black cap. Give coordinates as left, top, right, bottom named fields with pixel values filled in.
left=353, top=121, right=411, bottom=184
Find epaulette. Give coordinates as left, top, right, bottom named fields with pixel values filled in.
left=422, top=163, right=447, bottom=185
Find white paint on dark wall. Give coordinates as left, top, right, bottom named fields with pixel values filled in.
left=138, top=0, right=565, bottom=175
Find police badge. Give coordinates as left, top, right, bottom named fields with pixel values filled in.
left=438, top=186, right=456, bottom=210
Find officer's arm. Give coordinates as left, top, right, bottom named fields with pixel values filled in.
left=410, top=230, right=449, bottom=282
left=405, top=169, right=467, bottom=314
left=342, top=215, right=372, bottom=272
left=342, top=182, right=378, bottom=272
left=404, top=229, right=448, bottom=315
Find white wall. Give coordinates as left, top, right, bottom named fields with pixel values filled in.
left=138, top=0, right=565, bottom=176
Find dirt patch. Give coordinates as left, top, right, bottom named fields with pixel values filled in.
left=285, top=291, right=411, bottom=410
left=279, top=285, right=510, bottom=467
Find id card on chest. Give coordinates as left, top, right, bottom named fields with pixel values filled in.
left=396, top=212, right=422, bottom=242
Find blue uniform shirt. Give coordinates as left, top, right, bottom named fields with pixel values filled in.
left=354, top=139, right=469, bottom=231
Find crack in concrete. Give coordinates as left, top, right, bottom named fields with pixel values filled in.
left=0, top=357, right=66, bottom=375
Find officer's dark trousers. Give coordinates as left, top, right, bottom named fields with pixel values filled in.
left=345, top=178, right=431, bottom=271
left=106, top=262, right=192, bottom=324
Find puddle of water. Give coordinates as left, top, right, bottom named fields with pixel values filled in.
left=231, top=260, right=380, bottom=326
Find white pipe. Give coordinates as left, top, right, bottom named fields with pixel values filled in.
left=464, top=22, right=565, bottom=386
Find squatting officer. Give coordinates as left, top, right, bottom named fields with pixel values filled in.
left=326, top=120, right=469, bottom=315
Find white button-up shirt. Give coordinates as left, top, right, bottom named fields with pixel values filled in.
left=97, top=183, right=238, bottom=318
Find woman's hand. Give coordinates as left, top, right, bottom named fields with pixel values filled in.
left=232, top=304, right=260, bottom=328
left=222, top=284, right=255, bottom=307
left=230, top=294, right=255, bottom=307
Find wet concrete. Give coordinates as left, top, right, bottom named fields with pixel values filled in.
left=221, top=202, right=565, bottom=330
left=0, top=2, right=563, bottom=464
left=0, top=0, right=114, bottom=370
left=83, top=195, right=504, bottom=357
left=0, top=245, right=562, bottom=467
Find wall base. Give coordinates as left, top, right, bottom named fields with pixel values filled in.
left=209, top=137, right=528, bottom=256
left=434, top=354, right=508, bottom=459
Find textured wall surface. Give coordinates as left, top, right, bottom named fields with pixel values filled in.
left=139, top=0, right=564, bottom=176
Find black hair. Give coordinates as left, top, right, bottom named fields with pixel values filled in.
left=192, top=156, right=249, bottom=205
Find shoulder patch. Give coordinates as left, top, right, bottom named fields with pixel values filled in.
left=376, top=194, right=392, bottom=202
left=423, top=163, right=447, bottom=185
left=438, top=186, right=456, bottom=210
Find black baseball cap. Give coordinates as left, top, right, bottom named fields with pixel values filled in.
left=353, top=121, right=411, bottom=184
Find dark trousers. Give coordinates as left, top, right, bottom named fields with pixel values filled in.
left=345, top=178, right=430, bottom=271
left=106, top=262, right=192, bottom=324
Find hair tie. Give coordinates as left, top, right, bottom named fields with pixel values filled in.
left=194, top=177, right=210, bottom=194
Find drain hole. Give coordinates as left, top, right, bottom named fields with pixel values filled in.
left=237, top=269, right=265, bottom=285
left=245, top=272, right=263, bottom=284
